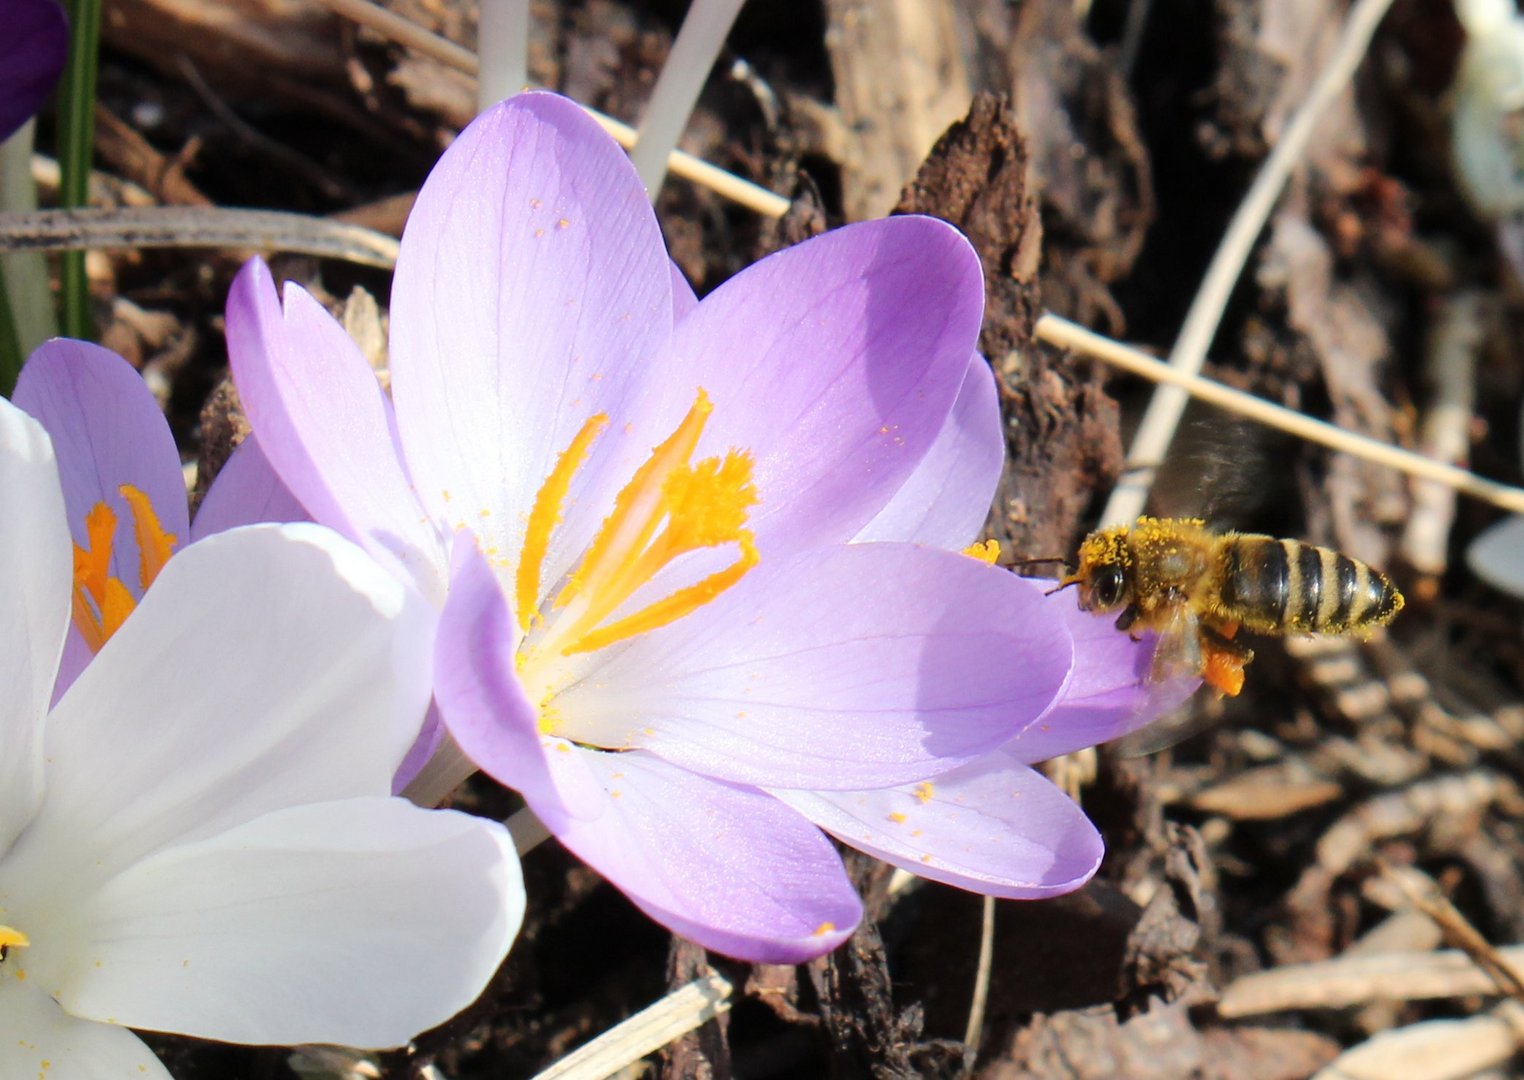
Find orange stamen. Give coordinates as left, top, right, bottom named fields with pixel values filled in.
left=119, top=484, right=177, bottom=592
left=70, top=485, right=178, bottom=653
left=962, top=538, right=1000, bottom=564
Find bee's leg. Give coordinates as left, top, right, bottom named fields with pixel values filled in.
left=1114, top=606, right=1140, bottom=633
left=1199, top=626, right=1254, bottom=697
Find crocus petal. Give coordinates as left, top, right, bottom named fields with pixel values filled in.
left=14, top=339, right=190, bottom=595
left=854, top=353, right=1003, bottom=548
left=0, top=397, right=69, bottom=853
left=388, top=92, right=673, bottom=578
left=650, top=215, right=986, bottom=553
left=11, top=524, right=431, bottom=885
left=776, top=750, right=1102, bottom=899
left=0, top=985, right=169, bottom=1080
left=670, top=260, right=698, bottom=320
left=0, top=0, right=68, bottom=143
left=226, top=258, right=446, bottom=599
left=1004, top=589, right=1198, bottom=762
left=433, top=538, right=606, bottom=828
left=190, top=433, right=308, bottom=541
left=564, top=543, right=1073, bottom=789
left=553, top=750, right=859, bottom=963
left=56, top=797, right=521, bottom=1049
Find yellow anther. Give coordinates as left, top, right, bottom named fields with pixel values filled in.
left=516, top=413, right=609, bottom=633
left=516, top=389, right=762, bottom=674
left=0, top=926, right=29, bottom=952
left=962, top=538, right=1001, bottom=564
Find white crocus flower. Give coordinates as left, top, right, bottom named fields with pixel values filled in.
left=0, top=396, right=523, bottom=1076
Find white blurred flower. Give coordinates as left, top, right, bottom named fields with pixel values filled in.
left=0, top=396, right=523, bottom=1077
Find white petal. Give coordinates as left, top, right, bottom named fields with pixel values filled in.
left=18, top=524, right=432, bottom=886
left=0, top=397, right=68, bottom=854
left=56, top=798, right=521, bottom=1049
left=0, top=982, right=169, bottom=1080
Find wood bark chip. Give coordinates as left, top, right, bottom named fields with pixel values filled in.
left=896, top=91, right=1122, bottom=561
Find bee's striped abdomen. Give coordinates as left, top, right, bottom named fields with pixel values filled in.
left=1216, top=535, right=1403, bottom=635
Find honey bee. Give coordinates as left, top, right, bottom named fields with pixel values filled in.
left=1056, top=517, right=1405, bottom=696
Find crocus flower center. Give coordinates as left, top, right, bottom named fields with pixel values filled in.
left=72, top=484, right=177, bottom=652
left=514, top=389, right=759, bottom=714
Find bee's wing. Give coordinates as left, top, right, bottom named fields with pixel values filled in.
left=1111, top=604, right=1213, bottom=757
left=1146, top=602, right=1202, bottom=684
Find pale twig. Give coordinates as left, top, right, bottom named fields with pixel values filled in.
left=1310, top=1001, right=1524, bottom=1080
left=1378, top=862, right=1524, bottom=1004
left=1400, top=291, right=1482, bottom=577
left=504, top=806, right=551, bottom=856
left=529, top=972, right=733, bottom=1080
left=309, top=0, right=790, bottom=218
left=962, top=894, right=996, bottom=1049
left=1101, top=0, right=1398, bottom=527
left=476, top=0, right=531, bottom=111
left=1034, top=313, right=1524, bottom=516
left=630, top=0, right=748, bottom=197
left=1217, top=944, right=1524, bottom=1017
left=0, top=206, right=400, bottom=268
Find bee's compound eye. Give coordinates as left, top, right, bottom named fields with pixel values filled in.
left=1091, top=565, right=1126, bottom=609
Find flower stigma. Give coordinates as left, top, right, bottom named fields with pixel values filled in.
left=513, top=389, right=760, bottom=724
left=72, top=484, right=178, bottom=652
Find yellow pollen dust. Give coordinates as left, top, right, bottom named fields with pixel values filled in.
left=515, top=389, right=761, bottom=661
left=962, top=538, right=1001, bottom=564
left=72, top=485, right=177, bottom=653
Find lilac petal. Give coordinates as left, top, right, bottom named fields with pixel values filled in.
left=0, top=0, right=68, bottom=143
left=1004, top=587, right=1199, bottom=762
left=565, top=543, right=1073, bottom=790
left=650, top=215, right=986, bottom=554
left=0, top=398, right=69, bottom=855
left=554, top=749, right=860, bottom=963
left=190, top=434, right=308, bottom=541
left=670, top=260, right=698, bottom=320
left=14, top=339, right=190, bottom=597
left=854, top=353, right=1003, bottom=548
left=226, top=258, right=447, bottom=599
left=388, top=92, right=674, bottom=583
left=777, top=748, right=1102, bottom=898
left=433, top=537, right=606, bottom=829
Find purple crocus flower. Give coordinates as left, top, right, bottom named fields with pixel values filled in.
left=13, top=340, right=304, bottom=694
left=227, top=91, right=1176, bottom=962
left=0, top=0, right=68, bottom=143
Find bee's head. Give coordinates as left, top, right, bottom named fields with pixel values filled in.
left=1063, top=527, right=1134, bottom=613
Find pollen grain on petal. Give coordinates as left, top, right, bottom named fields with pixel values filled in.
left=914, top=782, right=935, bottom=804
